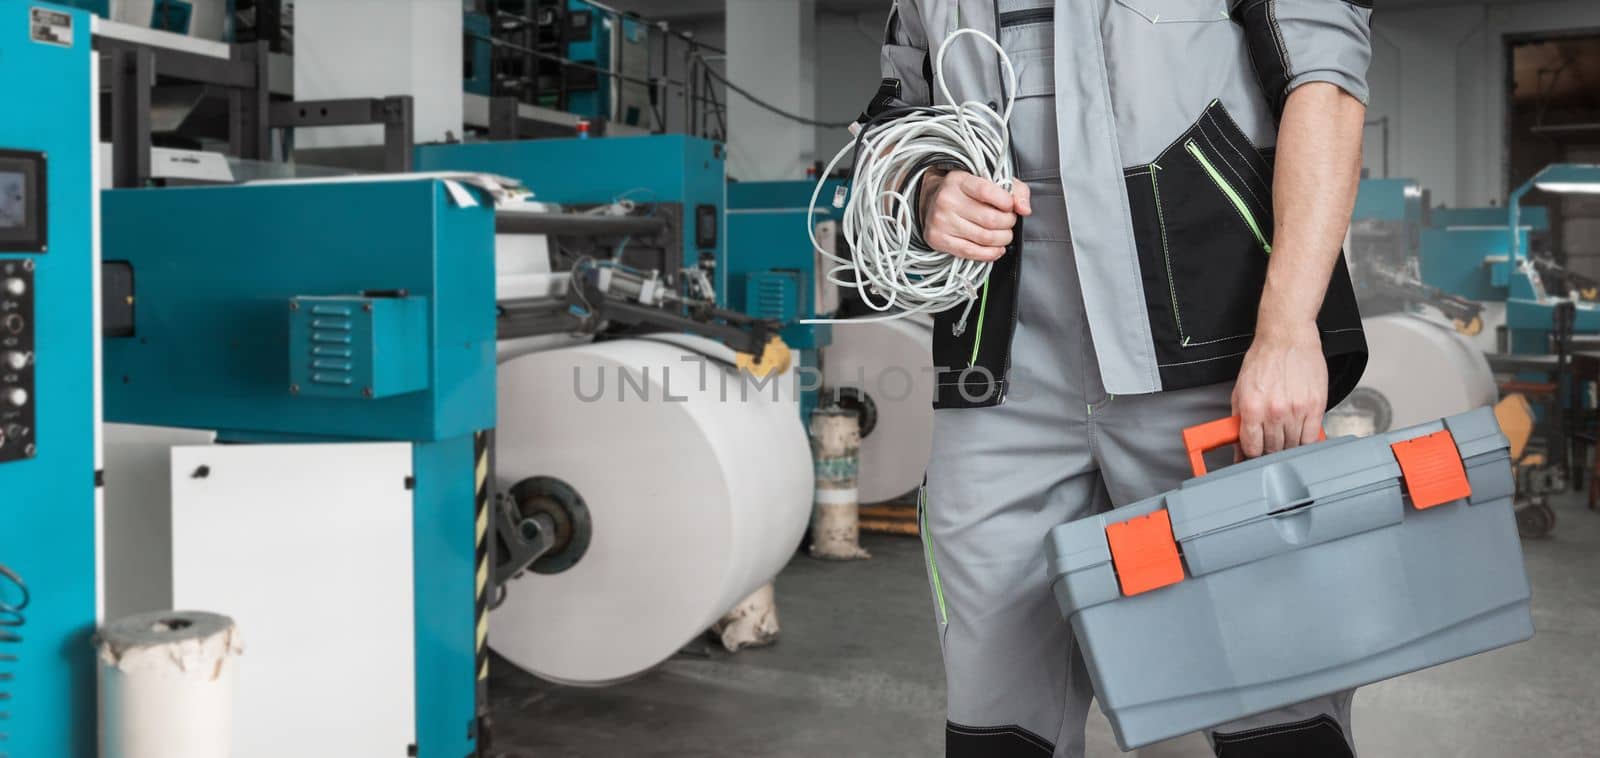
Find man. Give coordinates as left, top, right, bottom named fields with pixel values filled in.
left=860, top=1, right=1372, bottom=756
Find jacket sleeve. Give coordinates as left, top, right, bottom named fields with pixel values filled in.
left=1233, top=0, right=1374, bottom=118
left=858, top=1, right=933, bottom=125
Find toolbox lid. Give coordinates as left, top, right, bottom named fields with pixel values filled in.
left=1046, top=408, right=1511, bottom=608
left=1164, top=434, right=1397, bottom=543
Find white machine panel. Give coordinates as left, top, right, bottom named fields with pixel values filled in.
left=103, top=423, right=216, bottom=620
left=170, top=442, right=416, bottom=757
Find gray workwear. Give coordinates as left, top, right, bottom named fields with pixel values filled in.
left=920, top=185, right=1357, bottom=757
left=895, top=1, right=1371, bottom=755
left=869, top=0, right=1372, bottom=404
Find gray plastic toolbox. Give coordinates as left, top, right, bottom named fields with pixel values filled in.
left=1045, top=407, right=1533, bottom=750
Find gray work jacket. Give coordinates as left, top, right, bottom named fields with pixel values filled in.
left=863, top=0, right=1372, bottom=408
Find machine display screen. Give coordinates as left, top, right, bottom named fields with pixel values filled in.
left=0, top=171, right=26, bottom=229
left=0, top=150, right=44, bottom=252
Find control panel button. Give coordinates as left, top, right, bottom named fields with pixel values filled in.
left=3, top=351, right=29, bottom=371
left=5, top=387, right=26, bottom=407
left=3, top=277, right=23, bottom=296
left=2, top=314, right=22, bottom=334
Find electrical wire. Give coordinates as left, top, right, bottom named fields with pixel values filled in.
left=696, top=58, right=859, bottom=129
left=804, top=28, right=1017, bottom=334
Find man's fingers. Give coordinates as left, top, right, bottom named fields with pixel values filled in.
left=927, top=229, right=1004, bottom=262
left=942, top=212, right=1014, bottom=248
left=1262, top=423, right=1286, bottom=455
left=1300, top=413, right=1325, bottom=446
left=1238, top=418, right=1265, bottom=459
left=1277, top=415, right=1303, bottom=452
left=1012, top=181, right=1033, bottom=217
left=944, top=194, right=1017, bottom=231
left=957, top=174, right=1016, bottom=213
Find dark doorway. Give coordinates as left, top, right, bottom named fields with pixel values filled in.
left=1507, top=32, right=1600, bottom=280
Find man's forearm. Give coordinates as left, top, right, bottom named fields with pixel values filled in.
left=1258, top=83, right=1367, bottom=334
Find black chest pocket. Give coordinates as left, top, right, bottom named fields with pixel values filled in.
left=1125, top=100, right=1275, bottom=355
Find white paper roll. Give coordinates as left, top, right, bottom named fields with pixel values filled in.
left=98, top=610, right=243, bottom=758
left=821, top=318, right=935, bottom=503
left=1349, top=313, right=1498, bottom=431
left=494, top=273, right=591, bottom=363
left=491, top=336, right=812, bottom=685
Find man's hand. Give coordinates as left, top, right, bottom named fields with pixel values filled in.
left=1234, top=320, right=1327, bottom=457
left=1233, top=82, right=1365, bottom=458
left=919, top=169, right=1032, bottom=262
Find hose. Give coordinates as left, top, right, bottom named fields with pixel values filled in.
left=805, top=28, right=1017, bottom=335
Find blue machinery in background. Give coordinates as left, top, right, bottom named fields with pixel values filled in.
left=1354, top=165, right=1600, bottom=355
left=0, top=5, right=98, bottom=756
left=417, top=138, right=842, bottom=415
left=726, top=179, right=848, bottom=418
left=419, top=135, right=725, bottom=281
left=1351, top=166, right=1600, bottom=500
left=101, top=178, right=497, bottom=755
left=88, top=137, right=779, bottom=752
left=464, top=0, right=653, bottom=128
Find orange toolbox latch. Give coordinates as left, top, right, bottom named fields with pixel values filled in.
left=1390, top=429, right=1472, bottom=510
left=1105, top=509, right=1185, bottom=597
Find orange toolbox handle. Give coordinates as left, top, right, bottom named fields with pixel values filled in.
left=1182, top=416, right=1326, bottom=478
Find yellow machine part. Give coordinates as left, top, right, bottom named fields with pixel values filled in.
left=737, top=335, right=793, bottom=378
left=1454, top=315, right=1484, bottom=337
left=1494, top=393, right=1536, bottom=462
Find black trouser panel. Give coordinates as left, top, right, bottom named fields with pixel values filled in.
left=947, top=721, right=1054, bottom=757
left=1213, top=714, right=1355, bottom=758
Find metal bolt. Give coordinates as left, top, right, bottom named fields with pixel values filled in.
left=289, top=301, right=300, bottom=311
left=362, top=387, right=374, bottom=398
left=289, top=384, right=300, bottom=394
left=21, top=259, right=33, bottom=272
left=363, top=303, right=373, bottom=313
left=23, top=443, right=34, bottom=458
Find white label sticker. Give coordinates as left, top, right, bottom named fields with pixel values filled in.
left=30, top=7, right=73, bottom=48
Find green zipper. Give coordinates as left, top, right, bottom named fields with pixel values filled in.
left=968, top=279, right=991, bottom=367
left=919, top=487, right=948, bottom=624
left=1185, top=140, right=1272, bottom=254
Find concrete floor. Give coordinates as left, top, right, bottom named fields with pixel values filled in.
left=487, top=493, right=1600, bottom=757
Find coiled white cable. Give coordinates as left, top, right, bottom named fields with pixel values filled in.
left=805, top=28, right=1018, bottom=335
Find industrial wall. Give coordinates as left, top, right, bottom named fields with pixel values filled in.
left=785, top=0, right=1600, bottom=210
left=710, top=1, right=1600, bottom=198
left=670, top=8, right=887, bottom=181
left=814, top=9, right=892, bottom=172
left=1365, top=0, right=1600, bottom=207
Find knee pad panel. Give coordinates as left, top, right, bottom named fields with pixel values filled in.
left=1213, top=714, right=1354, bottom=758
left=946, top=722, right=1054, bottom=757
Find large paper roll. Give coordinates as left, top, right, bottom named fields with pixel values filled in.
left=1342, top=313, right=1498, bottom=432
left=491, top=336, right=813, bottom=685
left=822, top=318, right=935, bottom=503
left=98, top=610, right=243, bottom=758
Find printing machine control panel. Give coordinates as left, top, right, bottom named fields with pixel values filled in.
left=0, top=149, right=43, bottom=464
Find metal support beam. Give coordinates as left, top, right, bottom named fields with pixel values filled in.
left=108, top=46, right=155, bottom=189
left=95, top=36, right=258, bottom=88
left=231, top=41, right=272, bottom=161
left=494, top=212, right=667, bottom=237
left=269, top=96, right=417, bottom=173
left=489, top=95, right=520, bottom=142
